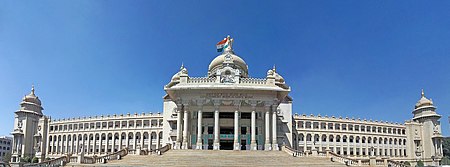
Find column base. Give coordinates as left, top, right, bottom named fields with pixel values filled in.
left=175, top=142, right=181, bottom=150
left=213, top=143, right=220, bottom=150
left=311, top=148, right=318, bottom=156
left=250, top=143, right=258, bottom=150
left=234, top=142, right=241, bottom=150
left=182, top=141, right=188, bottom=149
left=264, top=144, right=272, bottom=151
left=272, top=144, right=279, bottom=151
left=196, top=143, right=203, bottom=150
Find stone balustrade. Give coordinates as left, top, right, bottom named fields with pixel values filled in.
left=240, top=78, right=267, bottom=85
left=187, top=77, right=216, bottom=84
left=282, top=145, right=410, bottom=167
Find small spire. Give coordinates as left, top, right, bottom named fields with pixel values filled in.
left=273, top=64, right=276, bottom=72
left=180, top=62, right=184, bottom=70
left=421, top=89, right=425, bottom=97
left=31, top=84, right=35, bottom=95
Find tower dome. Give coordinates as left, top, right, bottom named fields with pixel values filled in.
left=19, top=85, right=43, bottom=115
left=22, top=85, right=42, bottom=105
left=415, top=89, right=434, bottom=109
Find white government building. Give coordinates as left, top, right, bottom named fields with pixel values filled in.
left=10, top=37, right=444, bottom=166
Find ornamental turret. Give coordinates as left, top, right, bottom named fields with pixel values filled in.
left=412, top=89, right=440, bottom=121
left=406, top=89, right=443, bottom=166
left=11, top=85, right=45, bottom=162
left=19, top=85, right=43, bottom=116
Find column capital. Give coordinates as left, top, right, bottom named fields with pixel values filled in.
left=213, top=99, right=221, bottom=105
left=264, top=105, right=271, bottom=112
left=271, top=105, right=278, bottom=111
left=233, top=100, right=241, bottom=110
left=195, top=99, right=205, bottom=107
left=249, top=100, right=258, bottom=108
left=182, top=104, right=190, bottom=113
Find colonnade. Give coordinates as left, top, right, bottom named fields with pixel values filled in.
left=294, top=132, right=407, bottom=158
left=47, top=131, right=162, bottom=156
left=175, top=104, right=279, bottom=151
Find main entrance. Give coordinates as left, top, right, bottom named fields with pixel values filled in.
left=220, top=127, right=234, bottom=150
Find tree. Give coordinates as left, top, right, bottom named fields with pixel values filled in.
left=3, top=152, right=11, bottom=163
left=416, top=160, right=424, bottom=167
left=441, top=156, right=450, bottom=165
left=443, top=137, right=450, bottom=158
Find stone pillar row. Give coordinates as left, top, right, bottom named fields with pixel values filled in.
left=47, top=131, right=161, bottom=156
left=176, top=104, right=279, bottom=151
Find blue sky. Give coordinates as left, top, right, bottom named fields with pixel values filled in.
left=0, top=1, right=449, bottom=136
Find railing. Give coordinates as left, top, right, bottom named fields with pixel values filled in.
left=281, top=145, right=307, bottom=157
left=329, top=151, right=358, bottom=166
left=158, top=144, right=172, bottom=155
left=24, top=155, right=69, bottom=167
left=82, top=156, right=95, bottom=164
left=387, top=159, right=410, bottom=167
left=187, top=77, right=216, bottom=84
left=376, top=159, right=385, bottom=166
left=240, top=78, right=267, bottom=85
left=69, top=156, right=77, bottom=163
left=94, top=148, right=128, bottom=163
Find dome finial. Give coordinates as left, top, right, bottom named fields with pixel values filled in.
left=31, top=84, right=35, bottom=95
left=421, top=89, right=425, bottom=97
left=180, top=62, right=184, bottom=70
left=273, top=64, right=276, bottom=72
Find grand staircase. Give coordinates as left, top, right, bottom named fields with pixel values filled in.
left=102, top=150, right=346, bottom=167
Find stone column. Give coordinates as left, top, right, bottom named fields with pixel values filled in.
left=264, top=108, right=271, bottom=150
left=182, top=109, right=189, bottom=149
left=156, top=132, right=160, bottom=150
left=175, top=108, right=182, bottom=150
left=141, top=133, right=145, bottom=152
left=213, top=109, right=220, bottom=150
left=196, top=110, right=203, bottom=150
left=92, top=133, right=97, bottom=154
left=234, top=110, right=240, bottom=150
left=250, top=109, right=257, bottom=150
left=272, top=106, right=278, bottom=150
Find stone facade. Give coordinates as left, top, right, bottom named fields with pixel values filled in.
left=9, top=38, right=444, bottom=166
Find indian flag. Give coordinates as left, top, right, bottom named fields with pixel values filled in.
left=216, top=38, right=229, bottom=52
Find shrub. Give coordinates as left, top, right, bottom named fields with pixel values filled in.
left=32, top=157, right=39, bottom=163
left=403, top=161, right=411, bottom=166
left=441, top=156, right=450, bottom=165
left=415, top=160, right=424, bottom=167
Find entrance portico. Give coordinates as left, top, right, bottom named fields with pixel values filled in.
left=173, top=99, right=279, bottom=151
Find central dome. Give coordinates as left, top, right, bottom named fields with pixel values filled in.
left=208, top=51, right=248, bottom=76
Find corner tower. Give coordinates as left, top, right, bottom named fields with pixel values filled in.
left=10, top=86, right=46, bottom=162
left=405, top=90, right=443, bottom=166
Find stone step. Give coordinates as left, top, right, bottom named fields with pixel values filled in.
left=95, top=150, right=347, bottom=167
